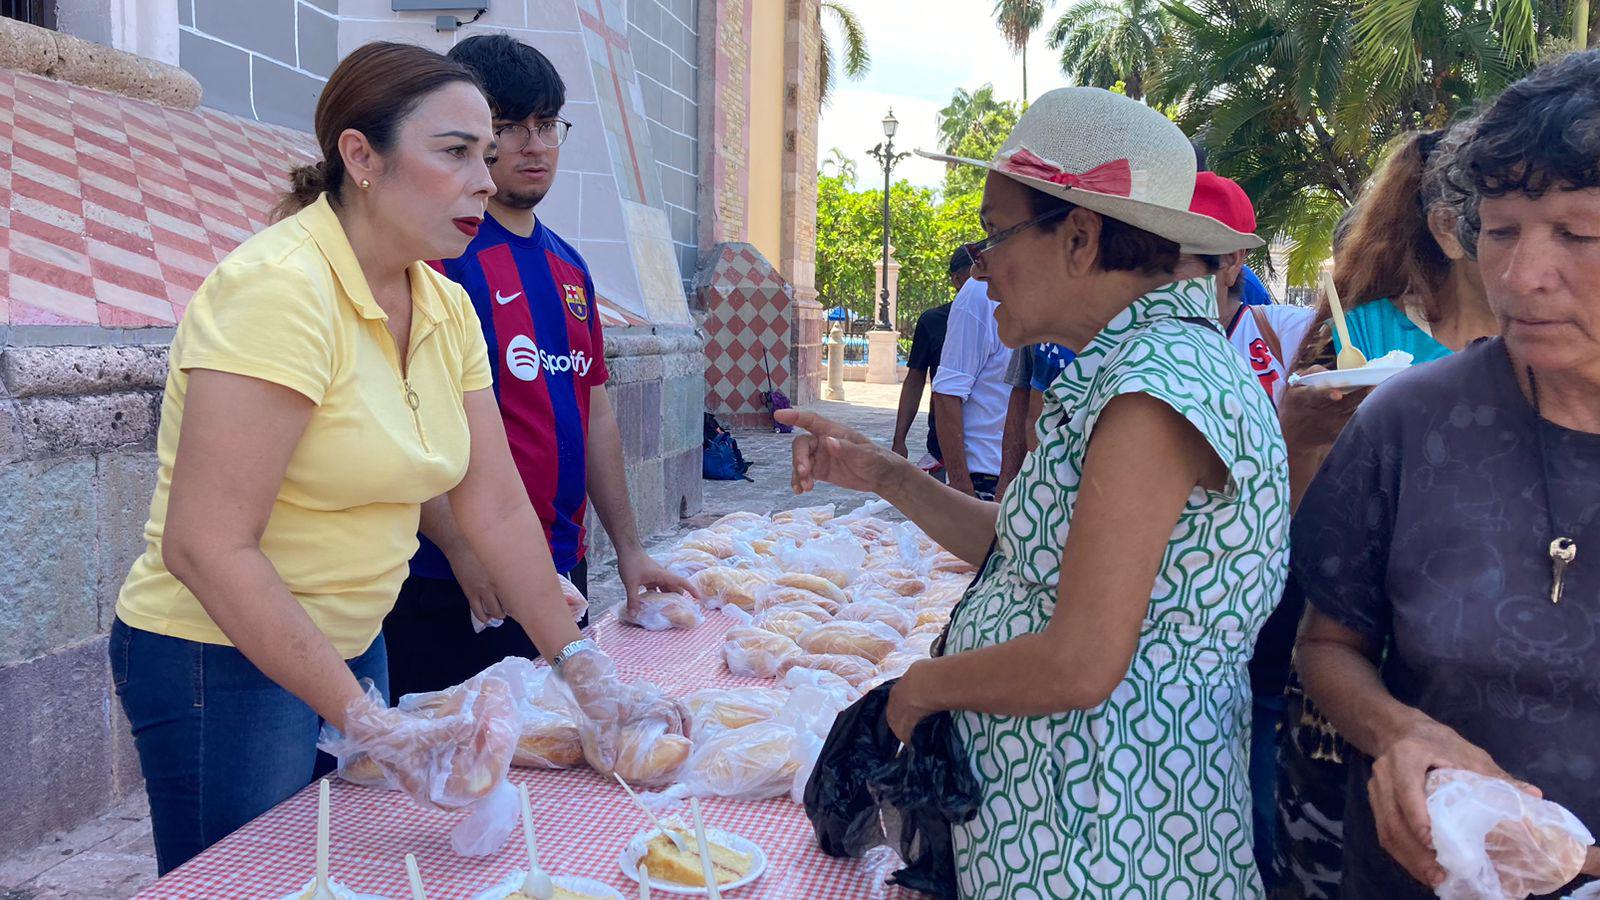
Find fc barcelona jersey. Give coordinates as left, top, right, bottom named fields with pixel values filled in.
left=411, top=213, right=609, bottom=579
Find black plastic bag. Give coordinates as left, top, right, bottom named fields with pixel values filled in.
left=803, top=680, right=981, bottom=898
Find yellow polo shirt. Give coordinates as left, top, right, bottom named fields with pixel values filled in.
left=117, top=195, right=493, bottom=658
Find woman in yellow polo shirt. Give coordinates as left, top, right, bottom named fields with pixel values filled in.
left=111, top=42, right=629, bottom=874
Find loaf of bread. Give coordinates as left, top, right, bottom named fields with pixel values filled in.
left=613, top=718, right=693, bottom=788
left=774, top=572, right=849, bottom=606
left=665, top=548, right=722, bottom=578
left=512, top=717, right=584, bottom=769
left=750, top=607, right=822, bottom=641
left=619, top=589, right=704, bottom=631
left=795, top=620, right=903, bottom=664
left=755, top=584, right=843, bottom=616
left=691, top=566, right=762, bottom=611
left=836, top=601, right=916, bottom=636
left=679, top=721, right=802, bottom=801
left=723, top=626, right=803, bottom=678
left=684, top=687, right=789, bottom=732
left=778, top=652, right=879, bottom=687
left=678, top=532, right=739, bottom=559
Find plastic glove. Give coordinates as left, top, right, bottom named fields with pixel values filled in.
left=450, top=780, right=520, bottom=857
left=551, top=647, right=628, bottom=774
left=320, top=677, right=518, bottom=811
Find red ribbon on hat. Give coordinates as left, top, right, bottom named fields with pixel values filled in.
left=1001, top=148, right=1134, bottom=196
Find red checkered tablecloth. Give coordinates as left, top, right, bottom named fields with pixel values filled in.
left=134, top=612, right=919, bottom=899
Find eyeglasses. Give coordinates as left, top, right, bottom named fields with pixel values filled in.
left=494, top=118, right=573, bottom=153
left=962, top=206, right=1071, bottom=269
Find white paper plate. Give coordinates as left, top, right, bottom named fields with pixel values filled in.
left=618, top=827, right=767, bottom=895
left=1288, top=365, right=1409, bottom=390
left=471, top=872, right=625, bottom=900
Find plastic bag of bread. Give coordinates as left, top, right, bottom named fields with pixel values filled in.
left=795, top=620, right=903, bottom=664
left=450, top=658, right=584, bottom=770
left=321, top=677, right=518, bottom=811
left=558, top=574, right=589, bottom=623
left=709, top=510, right=769, bottom=533
left=619, top=589, right=705, bottom=631
left=677, top=721, right=802, bottom=801
left=684, top=687, right=789, bottom=732
left=677, top=531, right=739, bottom=560
left=754, top=583, right=843, bottom=616
left=773, top=536, right=865, bottom=588
left=931, top=552, right=976, bottom=575
left=771, top=504, right=836, bottom=526
left=613, top=715, right=694, bottom=788
left=665, top=548, right=723, bottom=578
left=773, top=572, right=849, bottom=606
left=1426, top=768, right=1593, bottom=899
left=782, top=665, right=864, bottom=707
left=915, top=606, right=954, bottom=631
left=690, top=566, right=762, bottom=611
left=836, top=600, right=916, bottom=636
left=751, top=606, right=828, bottom=641
left=861, top=567, right=930, bottom=598
left=723, top=625, right=803, bottom=678
left=903, top=630, right=940, bottom=657
left=778, top=652, right=879, bottom=687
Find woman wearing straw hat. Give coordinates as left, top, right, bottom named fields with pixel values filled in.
left=777, top=87, right=1286, bottom=896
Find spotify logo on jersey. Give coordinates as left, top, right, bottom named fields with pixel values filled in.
left=505, top=334, right=593, bottom=382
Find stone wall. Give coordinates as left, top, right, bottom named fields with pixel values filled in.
left=0, top=333, right=165, bottom=859
left=178, top=0, right=336, bottom=130
left=627, top=0, right=700, bottom=293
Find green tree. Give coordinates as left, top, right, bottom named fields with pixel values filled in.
left=938, top=91, right=1024, bottom=198
left=1048, top=0, right=1167, bottom=100
left=820, top=2, right=870, bottom=105
left=993, top=0, right=1048, bottom=101
left=814, top=175, right=986, bottom=330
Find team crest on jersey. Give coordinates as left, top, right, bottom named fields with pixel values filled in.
left=563, top=283, right=589, bottom=321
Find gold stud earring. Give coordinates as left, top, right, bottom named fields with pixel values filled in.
left=360, top=179, right=371, bottom=190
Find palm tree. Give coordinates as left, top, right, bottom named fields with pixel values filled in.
left=1047, top=0, right=1166, bottom=101
left=936, top=84, right=1006, bottom=154
left=821, top=147, right=858, bottom=184
left=819, top=1, right=870, bottom=106
left=993, top=0, right=1047, bottom=102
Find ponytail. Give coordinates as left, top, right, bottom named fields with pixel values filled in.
left=273, top=158, right=339, bottom=222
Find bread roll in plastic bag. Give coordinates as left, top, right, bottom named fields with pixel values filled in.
left=773, top=535, right=865, bottom=588
left=691, top=566, right=762, bottom=611
left=779, top=652, right=879, bottom=687
left=1426, top=768, right=1593, bottom=899
left=677, top=530, right=740, bottom=559
left=684, top=686, right=789, bottom=732
left=751, top=606, right=825, bottom=641
left=678, top=721, right=802, bottom=801
left=723, top=625, right=803, bottom=678
left=755, top=583, right=843, bottom=616
left=709, top=510, right=769, bottom=533
left=796, top=620, right=904, bottom=664
left=613, top=715, right=694, bottom=788
left=836, top=601, right=916, bottom=636
left=665, top=548, right=723, bottom=578
left=468, top=658, right=583, bottom=770
left=620, top=589, right=705, bottom=631
left=771, top=503, right=836, bottom=526
left=774, top=572, right=850, bottom=606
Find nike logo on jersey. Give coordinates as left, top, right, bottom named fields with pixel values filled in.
left=494, top=290, right=522, bottom=305
left=505, top=334, right=593, bottom=382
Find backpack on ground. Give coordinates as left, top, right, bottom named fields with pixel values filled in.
left=703, top=413, right=753, bottom=481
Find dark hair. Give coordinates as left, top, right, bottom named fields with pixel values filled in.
left=1024, top=186, right=1182, bottom=276
left=1455, top=49, right=1600, bottom=255
left=949, top=244, right=974, bottom=275
left=1289, top=124, right=1474, bottom=371
left=1190, top=137, right=1209, bottom=173
left=274, top=42, right=482, bottom=221
left=448, top=34, right=566, bottom=123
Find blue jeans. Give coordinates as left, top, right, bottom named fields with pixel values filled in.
left=1251, top=691, right=1287, bottom=890
left=109, top=618, right=389, bottom=875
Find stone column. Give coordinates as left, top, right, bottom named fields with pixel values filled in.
left=826, top=323, right=846, bottom=399
left=783, top=0, right=824, bottom=405
left=866, top=330, right=901, bottom=384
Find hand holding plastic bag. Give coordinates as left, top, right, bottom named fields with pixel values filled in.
left=1427, top=768, right=1593, bottom=899
left=619, top=589, right=705, bottom=631
left=320, top=677, right=518, bottom=812
left=549, top=646, right=628, bottom=774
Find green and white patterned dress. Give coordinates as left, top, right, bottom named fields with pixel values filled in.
left=943, top=277, right=1290, bottom=899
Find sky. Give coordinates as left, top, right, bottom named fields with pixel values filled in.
left=815, top=0, right=1076, bottom=192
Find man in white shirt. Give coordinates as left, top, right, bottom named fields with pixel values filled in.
left=931, top=276, right=1011, bottom=499
left=1191, top=173, right=1315, bottom=405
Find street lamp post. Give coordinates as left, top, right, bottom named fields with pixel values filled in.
left=866, top=109, right=910, bottom=331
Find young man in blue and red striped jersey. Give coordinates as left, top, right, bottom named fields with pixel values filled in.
left=383, top=34, right=693, bottom=698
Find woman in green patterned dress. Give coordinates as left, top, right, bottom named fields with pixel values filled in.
left=777, top=88, right=1289, bottom=898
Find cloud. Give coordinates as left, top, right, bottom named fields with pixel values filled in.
left=817, top=0, right=1072, bottom=191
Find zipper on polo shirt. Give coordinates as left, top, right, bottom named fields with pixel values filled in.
left=379, top=319, right=437, bottom=454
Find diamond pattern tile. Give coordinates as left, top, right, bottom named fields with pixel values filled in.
left=0, top=69, right=317, bottom=328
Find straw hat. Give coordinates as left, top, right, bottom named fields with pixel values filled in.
left=918, top=87, right=1264, bottom=255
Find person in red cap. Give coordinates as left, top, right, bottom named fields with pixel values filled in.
left=1191, top=173, right=1316, bottom=405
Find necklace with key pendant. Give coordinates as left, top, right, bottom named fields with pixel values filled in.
left=1529, top=367, right=1597, bottom=604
